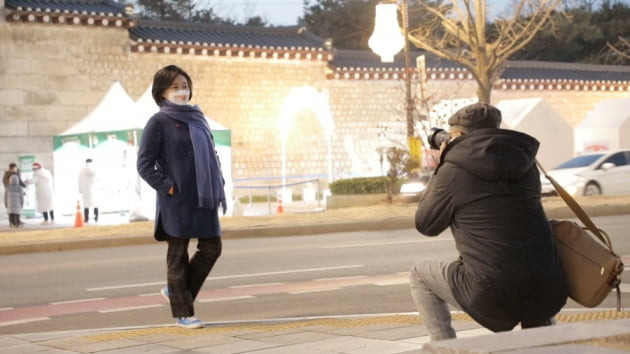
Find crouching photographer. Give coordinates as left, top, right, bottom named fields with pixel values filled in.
left=409, top=103, right=568, bottom=341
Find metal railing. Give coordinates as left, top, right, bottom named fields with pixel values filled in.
left=233, top=178, right=324, bottom=215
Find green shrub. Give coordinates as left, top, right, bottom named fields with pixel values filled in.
left=329, top=177, right=389, bottom=195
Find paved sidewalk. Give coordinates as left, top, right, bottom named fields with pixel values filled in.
left=2, top=311, right=630, bottom=353
left=1, top=196, right=630, bottom=352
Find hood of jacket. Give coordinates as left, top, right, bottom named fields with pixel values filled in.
left=440, top=128, right=540, bottom=183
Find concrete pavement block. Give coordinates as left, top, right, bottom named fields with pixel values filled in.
left=357, top=325, right=428, bottom=341
left=63, top=338, right=147, bottom=353
left=253, top=330, right=341, bottom=345
left=421, top=319, right=630, bottom=354
left=92, top=343, right=175, bottom=354
left=161, top=333, right=241, bottom=349
left=503, top=344, right=629, bottom=353
left=4, top=342, right=54, bottom=354
left=0, top=337, right=29, bottom=348
left=192, top=338, right=280, bottom=353
left=263, top=335, right=421, bottom=354
left=235, top=328, right=306, bottom=340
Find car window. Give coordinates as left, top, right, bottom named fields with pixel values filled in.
left=599, top=152, right=628, bottom=168
left=554, top=154, right=604, bottom=169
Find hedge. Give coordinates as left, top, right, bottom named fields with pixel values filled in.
left=329, top=177, right=389, bottom=195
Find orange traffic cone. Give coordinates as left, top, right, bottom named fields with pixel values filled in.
left=74, top=200, right=84, bottom=228
left=276, top=194, right=284, bottom=214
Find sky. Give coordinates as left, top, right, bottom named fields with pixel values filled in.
left=205, top=0, right=305, bottom=26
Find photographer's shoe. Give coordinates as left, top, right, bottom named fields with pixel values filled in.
left=176, top=316, right=204, bottom=329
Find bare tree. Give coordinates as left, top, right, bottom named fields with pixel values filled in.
left=407, top=0, right=562, bottom=103
left=607, top=36, right=630, bottom=60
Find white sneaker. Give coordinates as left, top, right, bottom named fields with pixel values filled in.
left=160, top=287, right=170, bottom=303
left=176, top=316, right=204, bottom=329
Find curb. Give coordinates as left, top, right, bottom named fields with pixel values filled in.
left=0, top=217, right=413, bottom=255
left=0, top=202, right=628, bottom=255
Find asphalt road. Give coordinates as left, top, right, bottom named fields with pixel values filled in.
left=1, top=215, right=629, bottom=335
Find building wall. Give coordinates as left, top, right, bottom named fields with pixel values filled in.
left=2, top=20, right=630, bottom=189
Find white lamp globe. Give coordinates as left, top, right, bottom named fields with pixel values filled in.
left=368, top=3, right=405, bottom=63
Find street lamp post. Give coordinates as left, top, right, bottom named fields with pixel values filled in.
left=369, top=1, right=416, bottom=152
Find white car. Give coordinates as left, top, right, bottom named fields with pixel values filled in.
left=540, top=150, right=630, bottom=196
left=399, top=172, right=429, bottom=202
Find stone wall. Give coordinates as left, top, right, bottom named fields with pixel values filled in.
left=2, top=19, right=630, bottom=189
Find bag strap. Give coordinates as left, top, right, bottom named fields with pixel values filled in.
left=535, top=160, right=615, bottom=252
left=536, top=160, right=623, bottom=311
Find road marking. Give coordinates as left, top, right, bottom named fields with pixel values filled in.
left=98, top=304, right=163, bottom=313
left=314, top=275, right=367, bottom=282
left=0, top=307, right=14, bottom=311
left=322, top=239, right=450, bottom=249
left=85, top=265, right=364, bottom=292
left=198, top=295, right=255, bottom=303
left=86, top=281, right=165, bottom=292
left=50, top=298, right=106, bottom=305
left=620, top=283, right=630, bottom=293
left=230, top=282, right=283, bottom=289
left=0, top=317, right=50, bottom=327
left=375, top=280, right=409, bottom=286
left=289, top=287, right=343, bottom=295
left=208, top=265, right=365, bottom=280
left=138, top=292, right=159, bottom=297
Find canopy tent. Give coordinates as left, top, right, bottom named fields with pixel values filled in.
left=574, top=98, right=630, bottom=154
left=52, top=81, right=140, bottom=215
left=52, top=83, right=233, bottom=218
left=497, top=98, right=573, bottom=169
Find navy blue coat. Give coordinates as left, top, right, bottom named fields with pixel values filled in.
left=137, top=112, right=221, bottom=240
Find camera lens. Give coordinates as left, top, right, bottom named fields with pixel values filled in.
left=428, top=128, right=450, bottom=150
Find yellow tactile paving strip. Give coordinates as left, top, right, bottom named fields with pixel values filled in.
left=84, top=311, right=630, bottom=342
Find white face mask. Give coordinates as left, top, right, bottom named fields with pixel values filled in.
left=167, top=89, right=190, bottom=105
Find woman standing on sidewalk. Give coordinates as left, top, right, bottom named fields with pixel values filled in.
left=4, top=164, right=25, bottom=228
left=137, top=65, right=227, bottom=329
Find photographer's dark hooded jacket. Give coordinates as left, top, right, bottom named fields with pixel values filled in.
left=415, top=128, right=568, bottom=332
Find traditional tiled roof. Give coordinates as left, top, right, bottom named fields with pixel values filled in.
left=328, top=49, right=465, bottom=80
left=4, top=0, right=630, bottom=90
left=129, top=20, right=330, bottom=60
left=502, top=60, right=630, bottom=81
left=5, top=0, right=133, bottom=27
left=329, top=50, right=630, bottom=91
left=6, top=0, right=124, bottom=14
left=499, top=61, right=630, bottom=91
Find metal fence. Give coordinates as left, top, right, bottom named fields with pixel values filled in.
left=232, top=177, right=326, bottom=215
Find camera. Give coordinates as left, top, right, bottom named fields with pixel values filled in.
left=428, top=128, right=451, bottom=150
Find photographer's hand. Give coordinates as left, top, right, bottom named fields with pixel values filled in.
left=438, top=141, right=448, bottom=164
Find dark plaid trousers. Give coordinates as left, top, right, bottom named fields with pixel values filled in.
left=165, top=236, right=222, bottom=318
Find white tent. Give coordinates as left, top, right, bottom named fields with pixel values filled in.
left=574, top=98, right=630, bottom=154
left=53, top=83, right=233, bottom=218
left=497, top=98, right=574, bottom=169
left=61, top=81, right=141, bottom=135
left=53, top=81, right=139, bottom=215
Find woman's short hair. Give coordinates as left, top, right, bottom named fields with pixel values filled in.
left=151, top=65, right=193, bottom=106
